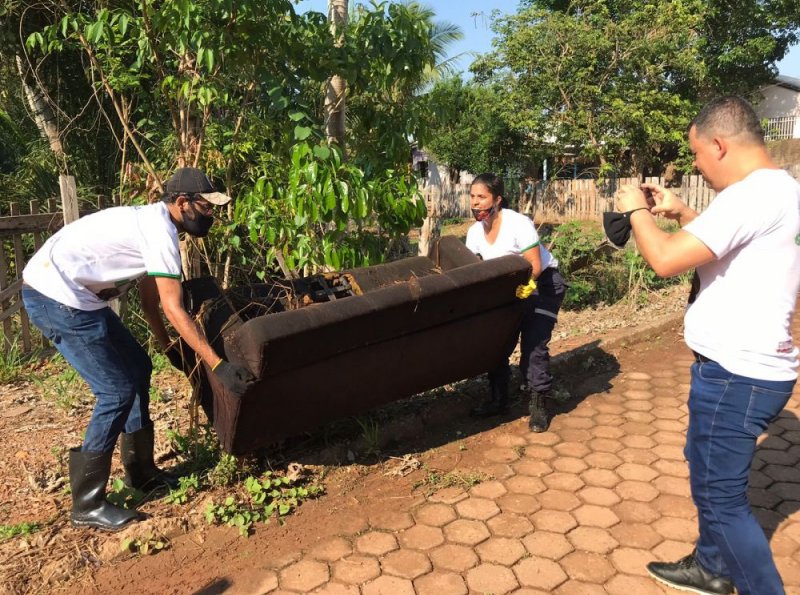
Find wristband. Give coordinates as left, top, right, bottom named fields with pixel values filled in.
left=626, top=207, right=650, bottom=217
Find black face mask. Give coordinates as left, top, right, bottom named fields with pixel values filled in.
left=602, top=208, right=648, bottom=248
left=182, top=204, right=214, bottom=238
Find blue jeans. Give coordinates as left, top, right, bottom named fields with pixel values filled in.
left=22, top=287, right=152, bottom=453
left=686, top=359, right=794, bottom=595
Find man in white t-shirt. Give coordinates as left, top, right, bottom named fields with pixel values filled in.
left=617, top=96, right=800, bottom=595
left=22, top=167, right=256, bottom=532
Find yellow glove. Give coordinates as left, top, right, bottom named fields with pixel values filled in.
left=515, top=278, right=537, bottom=299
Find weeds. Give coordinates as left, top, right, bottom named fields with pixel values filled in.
left=205, top=470, right=324, bottom=537
left=413, top=469, right=489, bottom=496
left=355, top=417, right=382, bottom=458
left=121, top=534, right=169, bottom=556
left=164, top=474, right=199, bottom=505
left=0, top=521, right=39, bottom=543
left=107, top=478, right=143, bottom=508
left=33, top=363, right=88, bottom=411
left=0, top=339, right=37, bottom=384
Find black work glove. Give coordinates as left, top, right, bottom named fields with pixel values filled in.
left=165, top=341, right=197, bottom=377
left=212, top=360, right=256, bottom=398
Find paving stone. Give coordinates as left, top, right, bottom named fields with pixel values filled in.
left=381, top=548, right=431, bottom=579
left=555, top=429, right=594, bottom=443
left=331, top=555, right=381, bottom=584
left=610, top=546, right=656, bottom=576
left=612, top=501, right=660, bottom=524
left=593, top=402, right=626, bottom=415
left=566, top=526, right=618, bottom=554
left=775, top=556, right=800, bottom=586
left=615, top=480, right=659, bottom=502
left=652, top=540, right=696, bottom=562
left=617, top=462, right=660, bottom=482
left=557, top=415, right=595, bottom=430
left=749, top=469, right=776, bottom=489
left=593, top=414, right=626, bottom=427
left=768, top=531, right=800, bottom=557
left=523, top=531, right=574, bottom=560
left=588, top=438, right=624, bottom=454
left=497, top=493, right=542, bottom=515
left=571, top=504, right=619, bottom=528
left=617, top=447, right=659, bottom=465
left=479, top=463, right=515, bottom=480
left=362, top=575, right=415, bottom=595
left=553, top=580, right=608, bottom=594
left=309, top=536, right=353, bottom=562
left=442, top=518, right=490, bottom=546
left=653, top=444, right=686, bottom=461
left=429, top=543, right=479, bottom=572
left=485, top=447, right=522, bottom=463
left=653, top=419, right=686, bottom=432
left=537, top=489, right=582, bottom=511
left=620, top=422, right=658, bottom=437
left=467, top=562, right=519, bottom=593
left=414, top=503, right=457, bottom=527
left=605, top=573, right=673, bottom=594
left=553, top=442, right=592, bottom=458
left=355, top=531, right=398, bottom=556
left=652, top=517, right=697, bottom=541
left=475, top=536, right=527, bottom=566
left=653, top=475, right=692, bottom=497
left=551, top=456, right=589, bottom=474
left=525, top=445, right=558, bottom=460
left=455, top=496, right=500, bottom=521
left=397, top=524, right=445, bottom=550
left=332, top=514, right=370, bottom=537
left=560, top=550, right=616, bottom=583
left=266, top=550, right=302, bottom=570
left=542, top=472, right=585, bottom=492
left=531, top=509, right=579, bottom=533
left=504, top=475, right=547, bottom=495
left=487, top=512, right=534, bottom=538
left=653, top=459, right=689, bottom=479
left=513, top=556, right=568, bottom=590
left=279, top=559, right=330, bottom=592
left=413, top=571, right=468, bottom=595
left=651, top=430, right=686, bottom=446
left=652, top=406, right=684, bottom=420
left=469, top=480, right=508, bottom=499
left=428, top=486, right=468, bottom=505
left=584, top=452, right=623, bottom=470
left=623, top=389, right=654, bottom=400
left=578, top=486, right=621, bottom=507
left=650, top=494, right=696, bottom=519
left=513, top=459, right=553, bottom=477
left=580, top=468, right=622, bottom=488
left=526, top=432, right=561, bottom=446
left=311, top=583, right=360, bottom=595
left=368, top=510, right=414, bottom=531
left=513, top=588, right=550, bottom=595
left=227, top=568, right=278, bottom=594
left=623, top=399, right=654, bottom=412
left=625, top=372, right=653, bottom=381
left=610, top=522, right=664, bottom=549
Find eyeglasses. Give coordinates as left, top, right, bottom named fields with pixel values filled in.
left=189, top=197, right=216, bottom=216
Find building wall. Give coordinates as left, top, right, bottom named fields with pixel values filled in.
left=757, top=85, right=800, bottom=118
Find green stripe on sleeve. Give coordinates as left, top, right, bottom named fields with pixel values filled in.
left=147, top=272, right=181, bottom=279
left=521, top=241, right=539, bottom=252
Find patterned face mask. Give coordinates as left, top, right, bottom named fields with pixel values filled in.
left=471, top=204, right=498, bottom=222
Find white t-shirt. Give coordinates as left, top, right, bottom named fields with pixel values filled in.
left=23, top=202, right=182, bottom=311
left=683, top=168, right=800, bottom=381
left=466, top=208, right=558, bottom=270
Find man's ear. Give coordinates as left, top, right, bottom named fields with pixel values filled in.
left=174, top=194, right=190, bottom=209
left=713, top=136, right=728, bottom=160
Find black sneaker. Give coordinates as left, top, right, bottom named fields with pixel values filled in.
left=646, top=550, right=734, bottom=595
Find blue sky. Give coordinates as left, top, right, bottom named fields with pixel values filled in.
left=297, top=0, right=800, bottom=78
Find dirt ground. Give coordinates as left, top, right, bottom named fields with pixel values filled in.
left=0, top=281, right=689, bottom=595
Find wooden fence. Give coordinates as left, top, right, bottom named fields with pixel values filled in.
left=0, top=191, right=103, bottom=355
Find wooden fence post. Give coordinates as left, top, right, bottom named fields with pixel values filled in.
left=59, top=174, right=79, bottom=225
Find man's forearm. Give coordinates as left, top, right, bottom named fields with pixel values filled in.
left=162, top=305, right=221, bottom=368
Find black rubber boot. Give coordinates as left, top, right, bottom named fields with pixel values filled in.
left=471, top=375, right=510, bottom=418
left=527, top=390, right=549, bottom=432
left=69, top=448, right=140, bottom=531
left=120, top=425, right=180, bottom=491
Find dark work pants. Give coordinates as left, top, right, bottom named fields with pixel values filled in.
left=488, top=267, right=566, bottom=396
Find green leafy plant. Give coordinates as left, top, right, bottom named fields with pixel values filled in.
left=205, top=470, right=324, bottom=537
left=0, top=521, right=40, bottom=543
left=164, top=474, right=199, bottom=505
left=208, top=454, right=238, bottom=487
left=121, top=534, right=169, bottom=556
left=106, top=478, right=143, bottom=509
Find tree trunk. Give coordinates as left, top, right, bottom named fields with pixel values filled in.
left=325, top=0, right=348, bottom=150
left=16, top=54, right=65, bottom=164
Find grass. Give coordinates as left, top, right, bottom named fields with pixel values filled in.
left=0, top=521, right=40, bottom=543
left=0, top=339, right=38, bottom=384
left=413, top=469, right=490, bottom=496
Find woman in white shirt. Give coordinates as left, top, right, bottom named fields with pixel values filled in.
left=465, top=173, right=566, bottom=432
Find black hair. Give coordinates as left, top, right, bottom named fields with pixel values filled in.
left=471, top=172, right=508, bottom=207
left=691, top=96, right=764, bottom=146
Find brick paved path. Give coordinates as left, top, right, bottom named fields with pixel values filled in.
left=226, top=314, right=800, bottom=595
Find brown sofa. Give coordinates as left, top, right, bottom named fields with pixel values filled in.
left=185, top=236, right=531, bottom=454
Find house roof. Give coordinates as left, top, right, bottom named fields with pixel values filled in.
left=776, top=75, right=800, bottom=92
